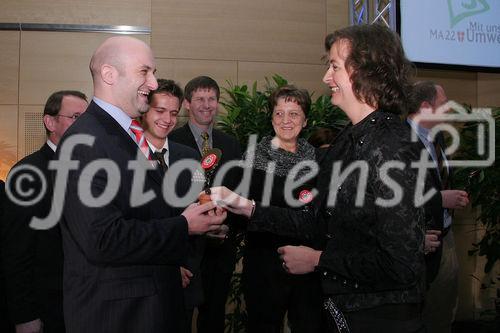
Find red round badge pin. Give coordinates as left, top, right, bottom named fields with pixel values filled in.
left=201, top=153, right=218, bottom=169
left=299, top=190, right=313, bottom=203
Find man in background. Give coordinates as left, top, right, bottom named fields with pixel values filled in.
left=1, top=178, right=15, bottom=333
left=169, top=76, right=243, bottom=332
left=141, top=78, right=203, bottom=332
left=408, top=81, right=469, bottom=333
left=2, top=90, right=88, bottom=333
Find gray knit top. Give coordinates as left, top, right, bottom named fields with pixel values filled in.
left=246, top=136, right=315, bottom=178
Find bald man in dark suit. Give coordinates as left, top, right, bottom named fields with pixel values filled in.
left=57, top=37, right=226, bottom=333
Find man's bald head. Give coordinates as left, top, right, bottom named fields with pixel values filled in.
left=89, top=36, right=158, bottom=118
left=90, top=36, right=149, bottom=80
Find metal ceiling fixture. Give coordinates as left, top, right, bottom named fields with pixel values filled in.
left=349, top=0, right=397, bottom=30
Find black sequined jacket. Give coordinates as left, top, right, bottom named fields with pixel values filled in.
left=250, top=110, right=426, bottom=312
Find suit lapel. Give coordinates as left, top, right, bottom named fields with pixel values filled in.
left=421, top=141, right=442, bottom=189
left=406, top=121, right=442, bottom=189
left=40, top=142, right=55, bottom=161
left=431, top=167, right=442, bottom=189
left=182, top=124, right=201, bottom=158
left=88, top=103, right=163, bottom=186
left=90, top=105, right=137, bottom=155
left=212, top=129, right=222, bottom=151
left=168, top=141, right=180, bottom=165
left=211, top=129, right=230, bottom=164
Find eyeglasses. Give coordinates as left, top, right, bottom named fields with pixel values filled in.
left=272, top=111, right=304, bottom=121
left=56, top=113, right=81, bottom=120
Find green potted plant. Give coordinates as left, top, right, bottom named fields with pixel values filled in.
left=453, top=106, right=500, bottom=322
left=454, top=106, right=499, bottom=273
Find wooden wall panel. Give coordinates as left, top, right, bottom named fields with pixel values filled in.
left=415, top=68, right=478, bottom=106
left=152, top=0, right=325, bottom=64
left=477, top=72, right=500, bottom=107
left=0, top=0, right=151, bottom=26
left=0, top=105, right=18, bottom=180
left=17, top=105, right=44, bottom=160
left=0, top=31, right=20, bottom=105
left=19, top=32, right=149, bottom=105
left=155, top=58, right=238, bottom=91
left=326, top=0, right=349, bottom=34
left=238, top=62, right=329, bottom=97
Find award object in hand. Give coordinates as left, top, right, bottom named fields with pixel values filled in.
left=198, top=148, right=222, bottom=204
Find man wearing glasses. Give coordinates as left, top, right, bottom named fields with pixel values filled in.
left=2, top=90, right=87, bottom=333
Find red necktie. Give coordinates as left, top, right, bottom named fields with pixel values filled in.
left=129, top=119, right=150, bottom=160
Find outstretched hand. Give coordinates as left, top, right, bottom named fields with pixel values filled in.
left=208, top=186, right=254, bottom=218
left=182, top=201, right=227, bottom=235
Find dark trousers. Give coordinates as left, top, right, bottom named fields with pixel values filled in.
left=197, top=237, right=238, bottom=333
left=184, top=309, right=194, bottom=333
left=39, top=290, right=65, bottom=333
left=0, top=295, right=14, bottom=333
left=243, top=246, right=325, bottom=333
left=328, top=303, right=425, bottom=333
left=423, top=230, right=459, bottom=333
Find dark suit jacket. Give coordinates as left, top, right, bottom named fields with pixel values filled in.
left=1, top=143, right=65, bottom=331
left=165, top=140, right=205, bottom=308
left=58, top=101, right=189, bottom=333
left=1, top=180, right=15, bottom=332
left=168, top=123, right=242, bottom=296
left=422, top=153, right=445, bottom=286
left=410, top=126, right=444, bottom=286
left=169, top=122, right=244, bottom=244
left=169, top=123, right=243, bottom=312
left=169, top=123, right=243, bottom=191
left=167, top=140, right=201, bottom=213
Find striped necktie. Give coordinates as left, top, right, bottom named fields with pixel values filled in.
left=129, top=119, right=150, bottom=160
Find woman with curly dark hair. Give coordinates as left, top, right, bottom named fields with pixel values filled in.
left=323, top=24, right=414, bottom=117
left=211, top=24, right=426, bottom=333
